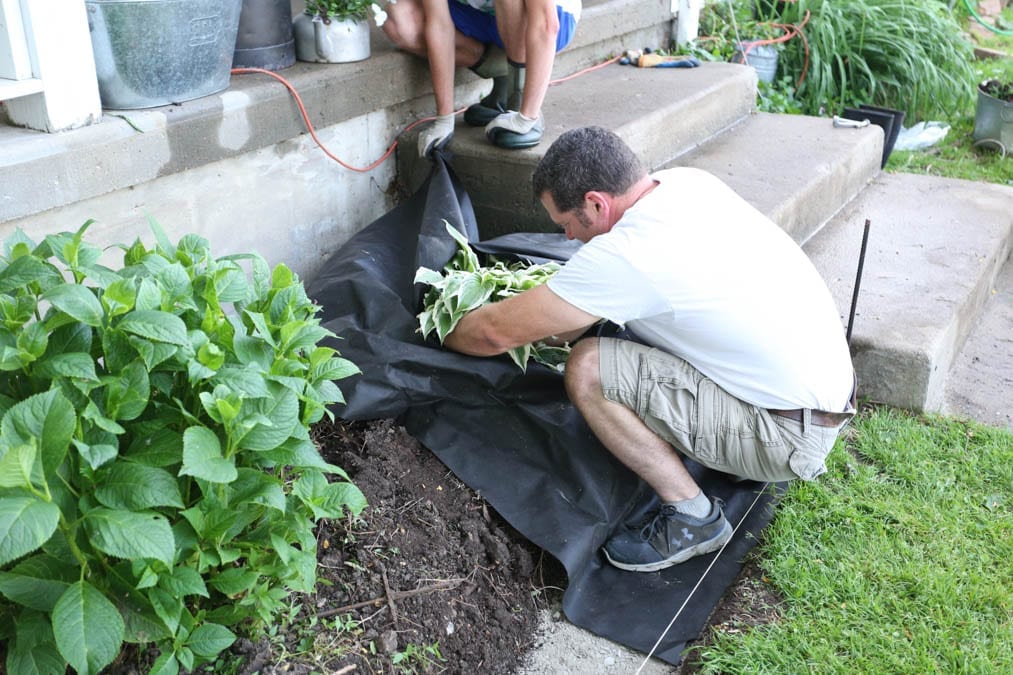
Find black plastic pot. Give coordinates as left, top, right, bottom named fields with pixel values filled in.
left=842, top=105, right=905, bottom=168
left=233, top=0, right=296, bottom=71
left=860, top=104, right=905, bottom=166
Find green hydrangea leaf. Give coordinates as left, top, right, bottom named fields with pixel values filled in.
left=42, top=284, right=104, bottom=327
left=52, top=581, right=124, bottom=675
left=83, top=508, right=175, bottom=567
left=180, top=427, right=237, bottom=484
left=95, top=462, right=184, bottom=510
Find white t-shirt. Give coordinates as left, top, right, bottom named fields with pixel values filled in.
left=547, top=167, right=854, bottom=411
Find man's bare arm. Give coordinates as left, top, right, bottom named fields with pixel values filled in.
left=444, top=284, right=598, bottom=356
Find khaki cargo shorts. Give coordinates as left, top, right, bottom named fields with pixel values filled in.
left=598, top=338, right=849, bottom=482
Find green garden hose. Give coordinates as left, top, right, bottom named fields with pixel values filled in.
left=961, top=0, right=1013, bottom=36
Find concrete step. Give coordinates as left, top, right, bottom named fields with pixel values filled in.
left=804, top=173, right=1013, bottom=412
left=667, top=112, right=882, bottom=244
left=403, top=64, right=883, bottom=244
left=944, top=254, right=1013, bottom=430
left=401, top=62, right=761, bottom=238
left=0, top=0, right=667, bottom=226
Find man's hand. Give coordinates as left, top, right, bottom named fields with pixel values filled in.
left=444, top=284, right=598, bottom=356
left=418, top=113, right=455, bottom=157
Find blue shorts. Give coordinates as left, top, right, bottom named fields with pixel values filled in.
left=448, top=1, right=577, bottom=53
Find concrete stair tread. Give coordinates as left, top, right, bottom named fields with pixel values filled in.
left=669, top=111, right=882, bottom=243
left=0, top=0, right=671, bottom=224
left=424, top=64, right=883, bottom=246
left=451, top=62, right=755, bottom=159
left=555, top=0, right=673, bottom=74
left=804, top=172, right=1013, bottom=411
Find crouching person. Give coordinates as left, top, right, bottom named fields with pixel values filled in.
left=443, top=126, right=856, bottom=572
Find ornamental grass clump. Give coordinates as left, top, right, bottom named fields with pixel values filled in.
left=0, top=219, right=365, bottom=675
left=415, top=223, right=570, bottom=372
left=772, top=0, right=977, bottom=120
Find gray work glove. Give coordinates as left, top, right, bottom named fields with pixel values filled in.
left=418, top=113, right=455, bottom=158
left=484, top=110, right=540, bottom=135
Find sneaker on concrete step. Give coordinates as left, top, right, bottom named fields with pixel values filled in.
left=602, top=499, right=732, bottom=572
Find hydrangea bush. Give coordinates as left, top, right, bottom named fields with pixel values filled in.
left=0, top=220, right=364, bottom=674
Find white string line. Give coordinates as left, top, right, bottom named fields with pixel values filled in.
left=634, top=483, right=771, bottom=674
left=729, top=0, right=745, bottom=60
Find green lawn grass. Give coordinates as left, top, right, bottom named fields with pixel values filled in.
left=886, top=55, right=1013, bottom=187
left=689, top=408, right=1012, bottom=673
left=887, top=115, right=1012, bottom=186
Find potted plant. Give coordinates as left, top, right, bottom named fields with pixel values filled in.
left=293, top=0, right=376, bottom=63
left=973, top=78, right=1013, bottom=156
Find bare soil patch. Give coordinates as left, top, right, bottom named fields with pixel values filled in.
left=234, top=418, right=567, bottom=674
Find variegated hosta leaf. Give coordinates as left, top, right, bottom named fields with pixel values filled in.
left=415, top=223, right=571, bottom=371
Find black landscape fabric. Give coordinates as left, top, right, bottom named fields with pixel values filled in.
left=307, top=153, right=783, bottom=665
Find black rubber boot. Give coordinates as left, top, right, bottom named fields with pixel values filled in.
left=469, top=43, right=508, bottom=79
left=464, top=76, right=508, bottom=126
left=505, top=59, right=525, bottom=112
left=485, top=61, right=543, bottom=149
left=464, top=45, right=510, bottom=127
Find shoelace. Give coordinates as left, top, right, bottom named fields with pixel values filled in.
left=638, top=505, right=679, bottom=542
left=637, top=497, right=726, bottom=541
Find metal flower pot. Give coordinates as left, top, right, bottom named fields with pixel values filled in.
left=293, top=13, right=371, bottom=64
left=973, top=81, right=1013, bottom=156
left=730, top=41, right=778, bottom=84
left=86, top=0, right=243, bottom=109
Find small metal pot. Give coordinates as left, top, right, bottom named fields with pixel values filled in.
left=293, top=13, right=370, bottom=64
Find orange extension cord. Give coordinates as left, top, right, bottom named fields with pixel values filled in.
left=230, top=53, right=622, bottom=173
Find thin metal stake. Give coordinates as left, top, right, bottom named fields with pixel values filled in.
left=846, top=219, right=872, bottom=345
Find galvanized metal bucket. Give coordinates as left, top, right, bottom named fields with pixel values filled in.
left=973, top=82, right=1013, bottom=155
left=86, top=0, right=243, bottom=109
left=731, top=42, right=778, bottom=84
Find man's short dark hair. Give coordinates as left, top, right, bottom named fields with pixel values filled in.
left=532, top=126, right=646, bottom=213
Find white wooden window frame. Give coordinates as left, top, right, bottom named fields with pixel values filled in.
left=1, top=0, right=101, bottom=132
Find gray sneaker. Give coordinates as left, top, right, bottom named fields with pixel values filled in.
left=602, top=499, right=733, bottom=572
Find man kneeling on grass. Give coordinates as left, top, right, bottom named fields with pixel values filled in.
left=443, top=126, right=856, bottom=572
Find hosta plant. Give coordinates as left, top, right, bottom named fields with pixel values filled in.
left=415, top=223, right=570, bottom=371
left=304, top=0, right=374, bottom=22
left=0, top=220, right=365, bottom=674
